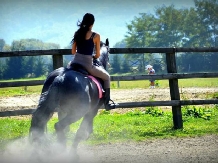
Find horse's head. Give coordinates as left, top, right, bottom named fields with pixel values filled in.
left=98, top=38, right=110, bottom=70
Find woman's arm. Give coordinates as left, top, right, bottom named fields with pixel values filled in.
left=72, top=42, right=77, bottom=55
left=93, top=33, right=101, bottom=59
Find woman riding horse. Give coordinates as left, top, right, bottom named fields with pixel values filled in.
left=71, top=13, right=118, bottom=110
left=29, top=14, right=118, bottom=160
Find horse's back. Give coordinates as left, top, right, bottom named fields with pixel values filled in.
left=52, top=70, right=101, bottom=114
left=41, top=67, right=101, bottom=109
left=42, top=67, right=67, bottom=93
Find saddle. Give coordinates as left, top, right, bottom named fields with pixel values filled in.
left=68, top=62, right=104, bottom=99
left=70, top=63, right=89, bottom=75
left=68, top=58, right=102, bottom=74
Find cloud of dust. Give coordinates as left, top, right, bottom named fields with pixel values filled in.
left=0, top=134, right=97, bottom=163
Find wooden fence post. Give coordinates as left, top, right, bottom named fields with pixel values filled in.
left=117, top=80, right=120, bottom=88
left=166, top=50, right=183, bottom=129
left=53, top=54, right=63, bottom=70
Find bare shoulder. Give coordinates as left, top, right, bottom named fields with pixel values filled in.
left=93, top=32, right=100, bottom=43
left=93, top=31, right=100, bottom=37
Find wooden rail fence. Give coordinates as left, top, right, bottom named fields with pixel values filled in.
left=1, top=47, right=218, bottom=129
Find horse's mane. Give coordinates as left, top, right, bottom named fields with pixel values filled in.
left=99, top=39, right=109, bottom=70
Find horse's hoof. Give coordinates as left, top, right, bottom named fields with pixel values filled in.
left=73, top=155, right=80, bottom=162
left=70, top=153, right=80, bottom=162
left=70, top=149, right=80, bottom=162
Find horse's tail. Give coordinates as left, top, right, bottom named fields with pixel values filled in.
left=29, top=76, right=63, bottom=140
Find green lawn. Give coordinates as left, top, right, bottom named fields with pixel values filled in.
left=111, top=78, right=218, bottom=89
left=0, top=106, right=217, bottom=148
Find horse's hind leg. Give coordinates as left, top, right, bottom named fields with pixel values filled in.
left=71, top=107, right=99, bottom=152
left=58, top=110, right=70, bottom=133
left=54, top=112, right=84, bottom=148
left=30, top=107, right=54, bottom=142
left=30, top=89, right=59, bottom=143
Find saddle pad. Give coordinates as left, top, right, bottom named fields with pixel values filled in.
left=87, top=75, right=103, bottom=98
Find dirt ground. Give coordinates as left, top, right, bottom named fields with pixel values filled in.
left=0, top=87, right=218, bottom=163
left=78, top=135, right=218, bottom=163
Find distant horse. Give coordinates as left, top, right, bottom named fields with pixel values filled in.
left=29, top=39, right=110, bottom=159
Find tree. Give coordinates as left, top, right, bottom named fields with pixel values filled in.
left=3, top=40, right=26, bottom=79
left=178, top=0, right=218, bottom=72
left=121, top=58, right=131, bottom=73
left=34, top=56, right=46, bottom=77
left=110, top=54, right=121, bottom=74
left=154, top=5, right=189, bottom=47
left=0, top=39, right=5, bottom=51
left=124, top=1, right=218, bottom=73
left=194, top=0, right=218, bottom=71
left=4, top=57, right=24, bottom=79
left=2, top=44, right=11, bottom=52
left=125, top=13, right=158, bottom=48
left=182, top=7, right=201, bottom=47
left=22, top=56, right=36, bottom=77
left=0, top=59, right=6, bottom=79
left=194, top=0, right=218, bottom=47
left=113, top=40, right=126, bottom=48
left=2, top=38, right=60, bottom=79
left=112, top=40, right=127, bottom=73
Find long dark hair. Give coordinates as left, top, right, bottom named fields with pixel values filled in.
left=71, top=13, right=95, bottom=45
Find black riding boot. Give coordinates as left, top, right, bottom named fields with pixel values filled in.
left=104, top=88, right=119, bottom=111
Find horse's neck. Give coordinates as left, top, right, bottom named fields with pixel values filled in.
left=99, top=46, right=108, bottom=70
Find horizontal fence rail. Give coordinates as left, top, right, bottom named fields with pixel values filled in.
left=0, top=47, right=218, bottom=129
left=1, top=99, right=218, bottom=117
left=1, top=47, right=218, bottom=58
left=0, top=49, right=71, bottom=57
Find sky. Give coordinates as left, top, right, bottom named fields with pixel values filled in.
left=0, top=0, right=195, bottom=48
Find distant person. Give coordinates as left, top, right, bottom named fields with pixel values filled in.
left=70, top=13, right=118, bottom=110
left=146, top=65, right=155, bottom=89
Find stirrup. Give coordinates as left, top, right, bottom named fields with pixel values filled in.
left=106, top=99, right=119, bottom=111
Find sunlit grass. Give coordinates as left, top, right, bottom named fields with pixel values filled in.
left=0, top=76, right=45, bottom=97
left=0, top=76, right=46, bottom=82
left=0, top=86, right=43, bottom=97
left=111, top=78, right=218, bottom=89
left=178, top=78, right=218, bottom=88
left=0, top=106, right=217, bottom=147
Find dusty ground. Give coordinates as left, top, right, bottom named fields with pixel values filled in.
left=0, top=87, right=218, bottom=163
left=78, top=135, right=218, bottom=163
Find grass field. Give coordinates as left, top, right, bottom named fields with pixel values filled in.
left=0, top=106, right=217, bottom=148
left=111, top=78, right=218, bottom=89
